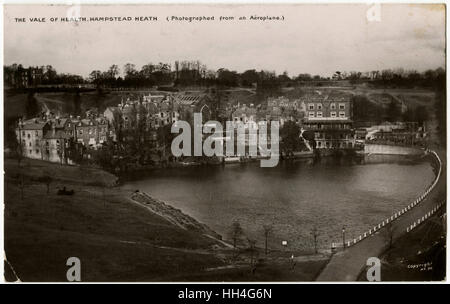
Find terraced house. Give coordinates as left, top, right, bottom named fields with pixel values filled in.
left=301, top=92, right=356, bottom=150
left=74, top=117, right=109, bottom=148
left=16, top=113, right=111, bottom=164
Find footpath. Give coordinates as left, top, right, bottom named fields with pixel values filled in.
left=316, top=150, right=445, bottom=281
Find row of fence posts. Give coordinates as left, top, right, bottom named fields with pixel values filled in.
left=331, top=150, right=442, bottom=251
left=406, top=201, right=445, bottom=233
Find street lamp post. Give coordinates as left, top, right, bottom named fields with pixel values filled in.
left=342, top=226, right=346, bottom=250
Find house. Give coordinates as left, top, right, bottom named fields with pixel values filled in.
left=301, top=92, right=356, bottom=149
left=267, top=96, right=300, bottom=111
left=174, top=93, right=212, bottom=122
left=232, top=104, right=257, bottom=125
left=16, top=119, right=51, bottom=160
left=42, top=129, right=72, bottom=164
left=75, top=118, right=108, bottom=148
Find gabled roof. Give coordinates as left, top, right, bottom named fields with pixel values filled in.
left=20, top=121, right=49, bottom=130
left=53, top=118, right=68, bottom=128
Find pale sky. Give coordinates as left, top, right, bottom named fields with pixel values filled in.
left=3, top=4, right=446, bottom=78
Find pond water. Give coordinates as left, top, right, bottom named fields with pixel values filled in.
left=122, top=155, right=435, bottom=251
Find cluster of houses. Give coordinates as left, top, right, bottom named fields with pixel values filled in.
left=15, top=92, right=216, bottom=164
left=230, top=92, right=356, bottom=150
left=16, top=113, right=110, bottom=164
left=19, top=89, right=406, bottom=165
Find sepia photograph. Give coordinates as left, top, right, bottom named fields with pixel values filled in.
left=1, top=2, right=447, bottom=286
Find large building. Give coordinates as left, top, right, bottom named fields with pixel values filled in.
left=301, top=92, right=356, bottom=149
left=16, top=119, right=50, bottom=160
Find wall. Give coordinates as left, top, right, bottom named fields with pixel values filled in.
left=364, top=144, right=424, bottom=156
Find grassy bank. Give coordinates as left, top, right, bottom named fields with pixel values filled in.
left=4, top=158, right=226, bottom=281
left=357, top=209, right=446, bottom=281
left=4, top=157, right=328, bottom=281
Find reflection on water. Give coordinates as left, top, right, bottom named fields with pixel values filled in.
left=122, top=155, right=434, bottom=250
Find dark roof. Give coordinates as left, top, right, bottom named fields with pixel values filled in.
left=20, top=121, right=49, bottom=130
left=53, top=118, right=68, bottom=128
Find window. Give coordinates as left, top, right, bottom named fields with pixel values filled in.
left=79, top=130, right=83, bottom=135
left=317, top=111, right=323, bottom=118
left=339, top=103, right=345, bottom=110
left=339, top=111, right=345, bottom=118
left=36, top=149, right=39, bottom=154
left=331, top=103, right=336, bottom=110
left=35, top=131, right=39, bottom=136
left=308, top=103, right=314, bottom=110
left=317, top=103, right=322, bottom=110
left=22, top=131, right=25, bottom=136
left=331, top=111, right=337, bottom=118
left=309, top=112, right=315, bottom=118
left=27, top=133, right=30, bottom=139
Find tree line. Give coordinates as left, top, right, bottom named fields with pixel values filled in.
left=5, top=62, right=445, bottom=91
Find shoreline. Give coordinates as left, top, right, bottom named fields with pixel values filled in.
left=116, top=144, right=426, bottom=183
left=130, top=191, right=225, bottom=243
left=3, top=148, right=441, bottom=281
left=317, top=149, right=445, bottom=281
left=120, top=151, right=435, bottom=253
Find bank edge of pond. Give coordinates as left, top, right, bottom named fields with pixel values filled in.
left=122, top=147, right=433, bottom=252
left=130, top=191, right=225, bottom=243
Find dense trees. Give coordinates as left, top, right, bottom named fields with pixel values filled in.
left=280, top=121, right=305, bottom=153
left=6, top=62, right=445, bottom=94
left=4, top=64, right=84, bottom=88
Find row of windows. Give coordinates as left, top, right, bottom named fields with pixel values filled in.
left=308, top=111, right=346, bottom=118
left=22, top=131, right=40, bottom=138
left=315, top=133, right=351, bottom=139
left=77, top=127, right=107, bottom=136
left=317, top=141, right=354, bottom=148
left=308, top=103, right=346, bottom=111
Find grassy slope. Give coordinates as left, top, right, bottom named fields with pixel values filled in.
left=4, top=158, right=329, bottom=281
left=357, top=211, right=446, bottom=281
left=4, top=158, right=225, bottom=281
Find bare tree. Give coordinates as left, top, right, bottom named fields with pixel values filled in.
left=247, top=238, right=258, bottom=274
left=262, top=224, right=273, bottom=255
left=230, top=221, right=244, bottom=250
left=311, top=226, right=320, bottom=254
left=385, top=221, right=396, bottom=249
left=38, top=175, right=52, bottom=194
